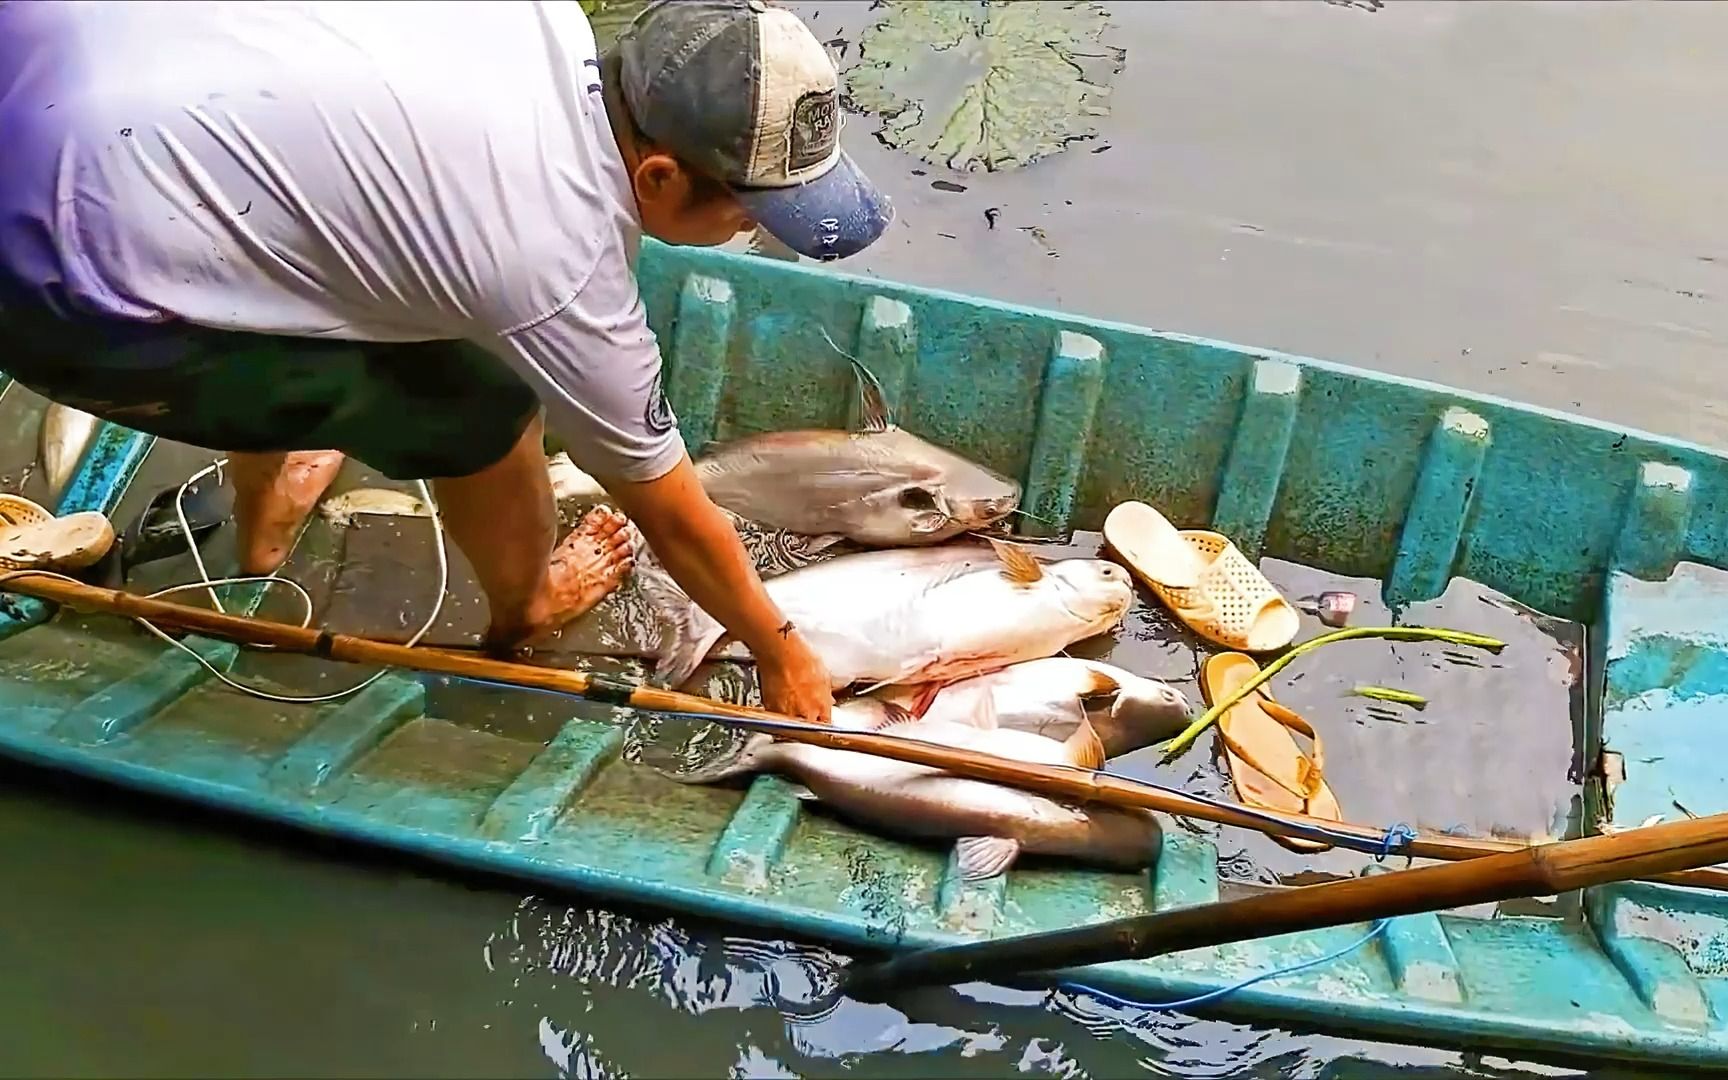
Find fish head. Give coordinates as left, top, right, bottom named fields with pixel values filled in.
left=1088, top=673, right=1193, bottom=755
left=844, top=430, right=1021, bottom=545
left=1044, top=559, right=1135, bottom=633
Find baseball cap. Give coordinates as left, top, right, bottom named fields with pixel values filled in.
left=609, top=0, right=893, bottom=261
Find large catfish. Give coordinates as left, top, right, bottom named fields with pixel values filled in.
left=692, top=357, right=1022, bottom=546
left=636, top=539, right=1133, bottom=690
left=671, top=698, right=1163, bottom=879
left=871, top=657, right=1193, bottom=759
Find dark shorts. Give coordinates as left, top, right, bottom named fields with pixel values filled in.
left=0, top=279, right=540, bottom=482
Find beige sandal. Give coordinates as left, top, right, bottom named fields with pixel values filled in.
left=1202, top=651, right=1342, bottom=854
left=0, top=495, right=115, bottom=573
left=1103, top=500, right=1299, bottom=653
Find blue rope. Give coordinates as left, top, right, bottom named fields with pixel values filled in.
left=1377, top=821, right=1418, bottom=861
left=1052, top=819, right=1412, bottom=1016
left=1056, top=917, right=1390, bottom=1016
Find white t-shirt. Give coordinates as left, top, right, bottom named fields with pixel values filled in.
left=0, top=0, right=684, bottom=483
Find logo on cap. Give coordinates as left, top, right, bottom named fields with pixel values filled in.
left=788, top=89, right=838, bottom=174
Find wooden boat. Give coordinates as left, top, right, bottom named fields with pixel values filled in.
left=4, top=237, right=1728, bottom=1069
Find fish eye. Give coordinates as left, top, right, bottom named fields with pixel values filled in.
left=898, top=486, right=939, bottom=510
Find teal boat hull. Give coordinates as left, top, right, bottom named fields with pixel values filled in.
left=4, top=238, right=1728, bottom=1067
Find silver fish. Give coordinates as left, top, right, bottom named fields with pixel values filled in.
left=318, top=487, right=430, bottom=527
left=872, top=657, right=1192, bottom=759
left=673, top=699, right=1162, bottom=879
left=637, top=538, right=1134, bottom=690
left=692, top=357, right=1022, bottom=547
left=38, top=403, right=101, bottom=504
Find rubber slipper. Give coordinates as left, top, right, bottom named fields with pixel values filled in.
left=0, top=494, right=115, bottom=573
left=1201, top=651, right=1342, bottom=854
left=1103, top=500, right=1300, bottom=653
left=119, top=477, right=233, bottom=575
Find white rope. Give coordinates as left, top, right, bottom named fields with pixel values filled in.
left=0, top=459, right=450, bottom=706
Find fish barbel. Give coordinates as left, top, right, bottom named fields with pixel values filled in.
left=671, top=698, right=1162, bottom=879
left=637, top=538, right=1134, bottom=690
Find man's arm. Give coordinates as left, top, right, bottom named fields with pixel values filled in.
left=600, top=454, right=834, bottom=723
left=478, top=245, right=834, bottom=721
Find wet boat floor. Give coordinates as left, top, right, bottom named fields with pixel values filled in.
left=33, top=425, right=1588, bottom=904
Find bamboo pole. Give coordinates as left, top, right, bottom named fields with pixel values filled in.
left=841, top=809, right=1728, bottom=998
left=5, top=571, right=1725, bottom=894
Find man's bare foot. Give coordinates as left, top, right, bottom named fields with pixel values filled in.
left=490, top=504, right=639, bottom=649
left=233, top=450, right=346, bottom=575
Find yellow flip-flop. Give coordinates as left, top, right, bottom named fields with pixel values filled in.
left=1103, top=501, right=1299, bottom=653
left=1201, top=651, right=1342, bottom=854
left=0, top=494, right=114, bottom=573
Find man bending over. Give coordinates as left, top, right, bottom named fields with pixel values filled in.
left=0, top=0, right=895, bottom=723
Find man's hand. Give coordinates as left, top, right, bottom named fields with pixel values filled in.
left=602, top=453, right=835, bottom=724
left=753, top=624, right=835, bottom=725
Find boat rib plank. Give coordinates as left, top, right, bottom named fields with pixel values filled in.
left=1212, top=357, right=1303, bottom=561
left=1613, top=461, right=1695, bottom=582
left=267, top=675, right=427, bottom=794
left=50, top=637, right=238, bottom=745
left=1020, top=330, right=1107, bottom=538
left=665, top=273, right=735, bottom=454
left=1387, top=406, right=1492, bottom=605
left=704, top=773, right=804, bottom=890
left=479, top=716, right=625, bottom=842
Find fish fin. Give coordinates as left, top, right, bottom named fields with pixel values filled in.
left=955, top=836, right=1022, bottom=881
left=636, top=559, right=727, bottom=688
left=657, top=733, right=773, bottom=785
left=871, top=701, right=923, bottom=731
left=907, top=509, right=951, bottom=538
left=1077, top=667, right=1124, bottom=713
left=847, top=354, right=894, bottom=433
left=1062, top=721, right=1109, bottom=770
left=1077, top=666, right=1123, bottom=699
left=907, top=682, right=945, bottom=720
left=974, top=685, right=1000, bottom=730
left=987, top=537, right=1044, bottom=585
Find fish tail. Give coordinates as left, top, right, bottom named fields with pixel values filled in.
left=635, top=554, right=726, bottom=688
left=661, top=732, right=774, bottom=785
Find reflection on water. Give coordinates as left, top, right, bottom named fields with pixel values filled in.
left=492, top=896, right=1598, bottom=1080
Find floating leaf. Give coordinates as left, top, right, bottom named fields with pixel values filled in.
left=1351, top=685, right=1429, bottom=710
left=844, top=0, right=1125, bottom=173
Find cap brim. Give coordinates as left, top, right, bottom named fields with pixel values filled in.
left=731, top=151, right=893, bottom=261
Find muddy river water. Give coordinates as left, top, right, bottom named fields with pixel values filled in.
left=4, top=1, right=1727, bottom=1076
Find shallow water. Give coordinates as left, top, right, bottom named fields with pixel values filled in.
left=4, top=0, right=1728, bottom=1075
